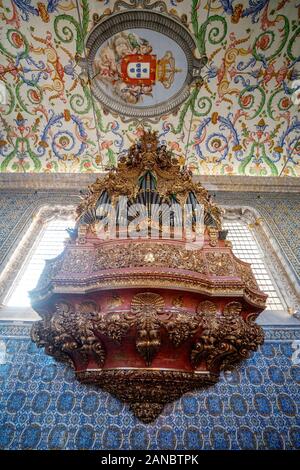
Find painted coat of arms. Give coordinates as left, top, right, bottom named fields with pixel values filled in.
left=80, top=9, right=206, bottom=118
left=94, top=32, right=180, bottom=105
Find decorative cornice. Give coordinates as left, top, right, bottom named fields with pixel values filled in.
left=263, top=327, right=300, bottom=341
left=197, top=176, right=300, bottom=193
left=1, top=321, right=300, bottom=341
left=0, top=173, right=299, bottom=192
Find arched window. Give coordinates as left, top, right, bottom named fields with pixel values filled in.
left=223, top=206, right=300, bottom=317
left=4, top=217, right=74, bottom=307
left=223, top=219, right=284, bottom=310
left=0, top=205, right=75, bottom=322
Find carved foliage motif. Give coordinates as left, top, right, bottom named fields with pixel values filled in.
left=32, top=296, right=263, bottom=374
left=207, top=227, right=219, bottom=247
left=92, top=243, right=207, bottom=274
left=191, top=301, right=264, bottom=372
left=235, top=260, right=260, bottom=291
left=75, top=173, right=138, bottom=220
left=76, top=132, right=222, bottom=229
left=97, top=311, right=131, bottom=343
left=97, top=292, right=200, bottom=366
left=32, top=294, right=203, bottom=369
left=28, top=136, right=267, bottom=424
left=130, top=293, right=164, bottom=366
left=62, top=250, right=94, bottom=273
left=31, top=301, right=105, bottom=368
left=77, top=368, right=217, bottom=423
left=205, top=252, right=236, bottom=276
left=31, top=295, right=264, bottom=422
left=92, top=243, right=241, bottom=276
left=33, top=240, right=266, bottom=310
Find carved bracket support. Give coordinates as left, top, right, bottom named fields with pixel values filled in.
left=31, top=293, right=264, bottom=422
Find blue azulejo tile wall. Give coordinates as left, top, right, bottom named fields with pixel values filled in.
left=0, top=323, right=299, bottom=450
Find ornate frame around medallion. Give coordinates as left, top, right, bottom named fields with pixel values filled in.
left=84, top=10, right=206, bottom=118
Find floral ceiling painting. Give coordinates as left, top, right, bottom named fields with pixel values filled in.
left=0, top=0, right=299, bottom=176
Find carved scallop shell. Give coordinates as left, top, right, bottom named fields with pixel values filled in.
left=131, top=292, right=164, bottom=313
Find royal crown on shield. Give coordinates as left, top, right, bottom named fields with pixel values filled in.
left=121, top=51, right=181, bottom=89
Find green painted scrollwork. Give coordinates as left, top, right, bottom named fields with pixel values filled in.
left=94, top=105, right=110, bottom=133
left=16, top=81, right=43, bottom=114
left=287, top=26, right=300, bottom=61
left=253, top=15, right=289, bottom=62
left=54, top=0, right=89, bottom=55
left=0, top=29, right=29, bottom=59
left=267, top=88, right=293, bottom=120
left=238, top=86, right=266, bottom=120
left=167, top=87, right=199, bottom=134
left=70, top=85, right=92, bottom=114
left=0, top=138, right=42, bottom=172
left=192, top=0, right=227, bottom=56
left=192, top=95, right=212, bottom=117
left=238, top=143, right=278, bottom=176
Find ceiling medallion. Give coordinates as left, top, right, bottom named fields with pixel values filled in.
left=77, top=5, right=207, bottom=119
left=30, top=132, right=267, bottom=422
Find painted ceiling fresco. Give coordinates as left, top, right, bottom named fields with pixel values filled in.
left=0, top=0, right=299, bottom=176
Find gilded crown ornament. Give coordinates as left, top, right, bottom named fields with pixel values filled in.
left=30, top=132, right=267, bottom=423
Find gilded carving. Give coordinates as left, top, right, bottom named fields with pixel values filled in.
left=106, top=295, right=123, bottom=309
left=31, top=270, right=267, bottom=308
left=62, top=250, right=93, bottom=273
left=76, top=131, right=222, bottom=230
left=164, top=312, right=199, bottom=347
left=235, top=261, right=259, bottom=291
left=208, top=226, right=219, bottom=247
left=92, top=242, right=207, bottom=274
left=32, top=301, right=105, bottom=368
left=30, top=133, right=267, bottom=423
left=205, top=252, right=236, bottom=276
left=76, top=368, right=218, bottom=423
left=77, top=224, right=87, bottom=244
left=191, top=300, right=264, bottom=371
left=97, top=293, right=201, bottom=360
left=130, top=293, right=164, bottom=366
left=98, top=312, right=130, bottom=342
left=97, top=293, right=201, bottom=365
left=172, top=295, right=184, bottom=308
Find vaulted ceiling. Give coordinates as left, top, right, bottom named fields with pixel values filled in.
left=0, top=0, right=299, bottom=176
